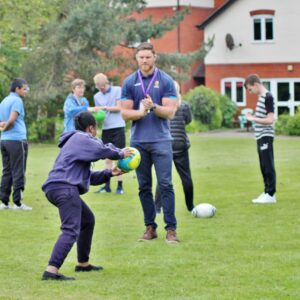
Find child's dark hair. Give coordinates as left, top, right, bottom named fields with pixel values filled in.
left=10, top=78, right=28, bottom=92
left=74, top=111, right=96, bottom=131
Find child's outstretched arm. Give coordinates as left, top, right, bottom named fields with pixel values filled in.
left=90, top=167, right=124, bottom=185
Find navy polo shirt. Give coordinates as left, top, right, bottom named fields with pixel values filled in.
left=121, top=68, right=176, bottom=143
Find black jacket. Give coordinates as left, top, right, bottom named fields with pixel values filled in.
left=170, top=101, right=192, bottom=154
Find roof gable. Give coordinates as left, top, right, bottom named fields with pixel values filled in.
left=197, top=0, right=239, bottom=29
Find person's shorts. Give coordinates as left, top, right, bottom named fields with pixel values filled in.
left=101, top=127, right=126, bottom=149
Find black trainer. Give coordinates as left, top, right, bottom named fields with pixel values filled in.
left=42, top=271, right=75, bottom=281
left=75, top=264, right=103, bottom=272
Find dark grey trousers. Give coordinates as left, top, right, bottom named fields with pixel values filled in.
left=0, top=140, right=28, bottom=205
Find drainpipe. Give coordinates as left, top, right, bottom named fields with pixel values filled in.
left=177, top=0, right=181, bottom=53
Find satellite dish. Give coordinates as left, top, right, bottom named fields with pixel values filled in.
left=225, top=33, right=235, bottom=50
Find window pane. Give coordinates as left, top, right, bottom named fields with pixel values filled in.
left=262, top=81, right=271, bottom=90
left=254, top=19, right=261, bottom=40
left=277, top=82, right=290, bottom=101
left=236, top=82, right=244, bottom=103
left=278, top=107, right=290, bottom=116
left=265, top=18, right=273, bottom=40
left=294, top=82, right=300, bottom=101
left=225, top=82, right=232, bottom=99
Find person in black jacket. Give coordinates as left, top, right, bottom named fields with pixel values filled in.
left=155, top=81, right=194, bottom=213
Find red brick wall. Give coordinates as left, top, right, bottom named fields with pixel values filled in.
left=131, top=6, right=214, bottom=93
left=206, top=62, right=300, bottom=109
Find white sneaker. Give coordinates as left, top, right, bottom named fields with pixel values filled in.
left=252, top=193, right=276, bottom=204
left=13, top=203, right=32, bottom=211
left=252, top=192, right=265, bottom=203
left=0, top=203, right=10, bottom=210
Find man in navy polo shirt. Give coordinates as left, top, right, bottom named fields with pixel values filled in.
left=120, top=42, right=179, bottom=243
left=0, top=78, right=32, bottom=210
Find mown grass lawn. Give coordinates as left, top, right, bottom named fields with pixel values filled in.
left=0, top=133, right=299, bottom=300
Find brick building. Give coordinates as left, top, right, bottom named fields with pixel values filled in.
left=197, top=0, right=300, bottom=116
left=138, top=0, right=227, bottom=93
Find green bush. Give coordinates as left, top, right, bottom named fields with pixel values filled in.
left=220, top=95, right=238, bottom=127
left=184, top=86, right=237, bottom=130
left=184, top=86, right=220, bottom=129
left=186, top=119, right=208, bottom=133
left=275, top=114, right=300, bottom=136
left=275, top=115, right=290, bottom=135
left=287, top=115, right=300, bottom=136
left=28, top=117, right=58, bottom=143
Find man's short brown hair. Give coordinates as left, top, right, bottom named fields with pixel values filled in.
left=244, top=74, right=261, bottom=89
left=135, top=42, right=156, bottom=55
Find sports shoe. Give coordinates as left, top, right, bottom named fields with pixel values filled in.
left=0, top=203, right=10, bottom=210
left=42, top=271, right=75, bottom=281
left=252, top=193, right=276, bottom=204
left=138, top=225, right=158, bottom=241
left=116, top=187, right=124, bottom=195
left=75, top=264, right=103, bottom=272
left=166, top=229, right=179, bottom=244
left=251, top=192, right=265, bottom=203
left=97, top=186, right=112, bottom=193
left=13, top=203, right=32, bottom=211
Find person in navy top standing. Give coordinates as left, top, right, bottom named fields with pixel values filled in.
left=120, top=42, right=179, bottom=243
left=41, top=111, right=133, bottom=280
left=0, top=78, right=32, bottom=211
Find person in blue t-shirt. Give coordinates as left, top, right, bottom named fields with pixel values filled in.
left=63, top=78, right=100, bottom=132
left=0, top=78, right=32, bottom=211
left=120, top=42, right=179, bottom=243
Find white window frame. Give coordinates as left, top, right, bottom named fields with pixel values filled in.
left=221, top=78, right=246, bottom=106
left=252, top=15, right=275, bottom=43
left=259, top=78, right=300, bottom=117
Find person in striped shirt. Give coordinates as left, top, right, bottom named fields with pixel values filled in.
left=244, top=74, right=276, bottom=204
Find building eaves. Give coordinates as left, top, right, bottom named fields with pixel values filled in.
left=196, top=0, right=239, bottom=30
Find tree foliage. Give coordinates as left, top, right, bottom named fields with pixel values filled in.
left=0, top=0, right=61, bottom=98
left=1, top=0, right=213, bottom=141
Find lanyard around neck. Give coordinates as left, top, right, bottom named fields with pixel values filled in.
left=137, top=68, right=158, bottom=98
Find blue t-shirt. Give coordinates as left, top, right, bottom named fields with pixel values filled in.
left=121, top=68, right=176, bottom=142
left=0, top=92, right=27, bottom=140
left=94, top=86, right=125, bottom=130
left=63, top=93, right=89, bottom=132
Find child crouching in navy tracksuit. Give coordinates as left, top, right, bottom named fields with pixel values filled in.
left=41, top=111, right=132, bottom=281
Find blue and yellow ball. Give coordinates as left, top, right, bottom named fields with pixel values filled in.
left=117, top=147, right=141, bottom=172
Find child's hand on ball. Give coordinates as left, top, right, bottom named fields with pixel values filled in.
left=112, top=166, right=124, bottom=176
left=123, top=147, right=135, bottom=158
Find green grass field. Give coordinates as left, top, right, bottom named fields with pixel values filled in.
left=0, top=133, right=299, bottom=300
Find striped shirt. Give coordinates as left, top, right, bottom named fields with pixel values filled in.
left=254, top=92, right=275, bottom=140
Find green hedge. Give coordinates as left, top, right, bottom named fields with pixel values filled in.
left=275, top=113, right=300, bottom=136
left=184, top=86, right=237, bottom=130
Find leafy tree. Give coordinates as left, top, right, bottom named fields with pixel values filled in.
left=20, top=0, right=213, bottom=141
left=0, top=0, right=61, bottom=98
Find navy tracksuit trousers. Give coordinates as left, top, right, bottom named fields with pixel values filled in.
left=46, top=187, right=95, bottom=269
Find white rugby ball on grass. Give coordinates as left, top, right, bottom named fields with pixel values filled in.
left=192, top=203, right=216, bottom=218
